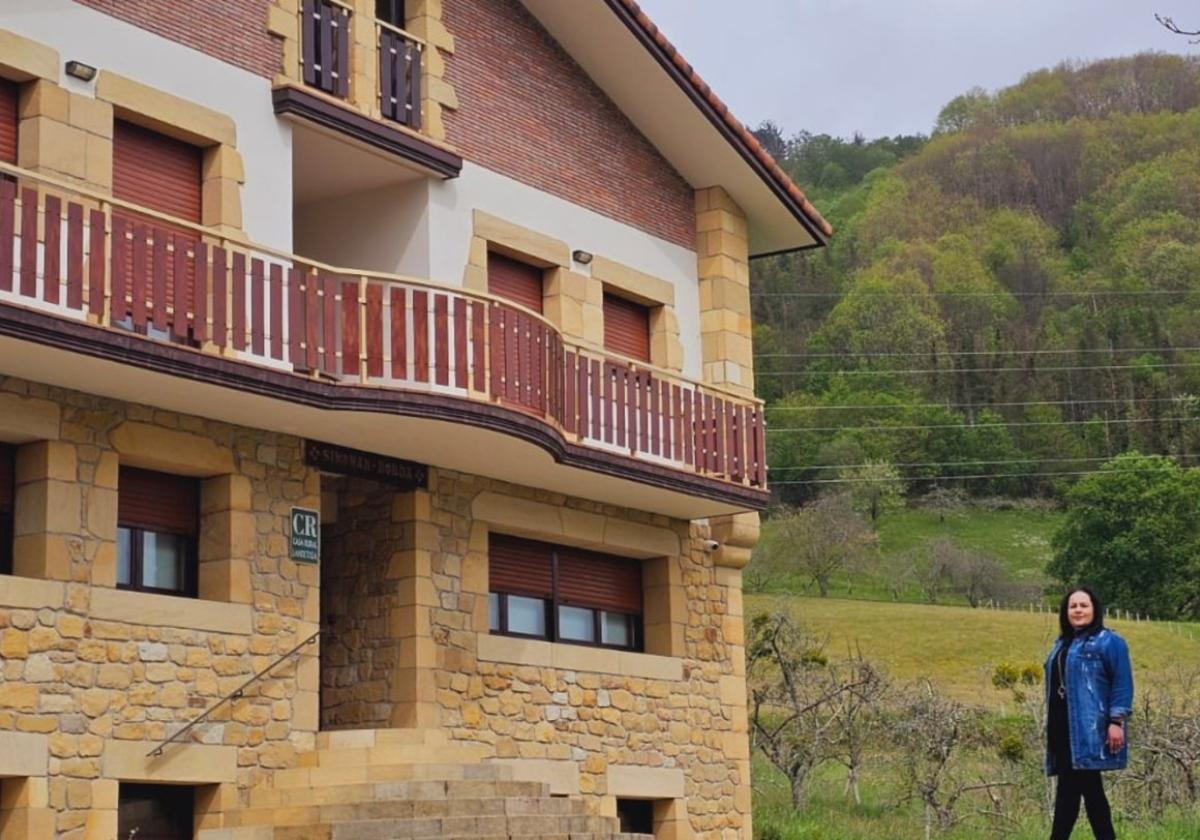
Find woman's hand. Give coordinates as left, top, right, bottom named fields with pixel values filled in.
left=1107, top=722, right=1125, bottom=752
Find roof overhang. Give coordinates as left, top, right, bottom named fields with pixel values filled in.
left=521, top=0, right=831, bottom=256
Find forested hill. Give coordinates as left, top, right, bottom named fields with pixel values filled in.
left=755, top=53, right=1200, bottom=505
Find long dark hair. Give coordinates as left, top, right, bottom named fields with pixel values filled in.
left=1058, top=586, right=1106, bottom=639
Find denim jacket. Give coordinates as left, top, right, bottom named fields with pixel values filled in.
left=1043, top=627, right=1134, bottom=774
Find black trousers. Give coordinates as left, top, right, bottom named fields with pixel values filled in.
left=1051, top=767, right=1115, bottom=840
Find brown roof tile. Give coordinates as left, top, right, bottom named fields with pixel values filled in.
left=614, top=0, right=834, bottom=240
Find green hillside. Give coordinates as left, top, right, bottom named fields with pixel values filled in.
left=753, top=53, right=1200, bottom=508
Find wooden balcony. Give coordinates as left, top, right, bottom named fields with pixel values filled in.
left=299, top=0, right=422, bottom=131
left=0, top=165, right=769, bottom=513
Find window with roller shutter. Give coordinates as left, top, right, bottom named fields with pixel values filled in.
left=0, top=444, right=13, bottom=576
left=488, top=533, right=643, bottom=650
left=0, top=79, right=17, bottom=168
left=603, top=292, right=651, bottom=363
left=112, top=121, right=203, bottom=340
left=487, top=252, right=544, bottom=314
left=117, top=466, right=199, bottom=597
left=113, top=121, right=203, bottom=223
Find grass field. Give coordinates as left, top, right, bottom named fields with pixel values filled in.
left=745, top=594, right=1200, bottom=704
left=746, top=594, right=1200, bottom=837
left=752, top=504, right=1064, bottom=605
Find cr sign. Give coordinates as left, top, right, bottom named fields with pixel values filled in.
left=290, top=507, right=320, bottom=564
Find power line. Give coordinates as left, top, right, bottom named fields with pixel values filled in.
left=765, top=396, right=1200, bottom=412
left=766, top=416, right=1194, bottom=433
left=750, top=289, right=1196, bottom=299
left=757, top=361, right=1200, bottom=377
left=770, top=465, right=1190, bottom=486
left=754, top=346, right=1200, bottom=360
left=769, top=454, right=1200, bottom=472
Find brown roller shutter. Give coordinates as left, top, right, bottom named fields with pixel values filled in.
left=118, top=467, right=199, bottom=536
left=113, top=121, right=202, bottom=223
left=0, top=79, right=16, bottom=165
left=489, top=533, right=552, bottom=598
left=558, top=546, right=643, bottom=614
left=488, top=252, right=543, bottom=314
left=0, top=444, right=13, bottom=511
left=603, top=293, right=651, bottom=363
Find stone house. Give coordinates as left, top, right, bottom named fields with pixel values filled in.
left=0, top=1, right=830, bottom=837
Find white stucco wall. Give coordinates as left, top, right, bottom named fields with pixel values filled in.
left=294, top=180, right=431, bottom=279
left=428, top=162, right=702, bottom=380
left=1, top=0, right=293, bottom=251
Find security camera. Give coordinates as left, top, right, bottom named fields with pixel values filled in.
left=702, top=539, right=720, bottom=553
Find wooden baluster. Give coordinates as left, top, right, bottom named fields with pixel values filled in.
left=412, top=289, right=428, bottom=382
left=88, top=208, right=106, bottom=318
left=433, top=293, right=449, bottom=386
left=251, top=258, right=266, bottom=356
left=151, top=230, right=167, bottom=331
left=19, top=189, right=38, bottom=298
left=270, top=263, right=284, bottom=360
left=321, top=271, right=337, bottom=375
left=171, top=234, right=188, bottom=340
left=130, top=224, right=147, bottom=330
left=66, top=202, right=83, bottom=310
left=471, top=300, right=485, bottom=392
left=192, top=241, right=209, bottom=343
left=341, top=279, right=359, bottom=377
left=453, top=296, right=467, bottom=389
left=42, top=195, right=61, bottom=304
left=366, top=283, right=383, bottom=377
left=0, top=179, right=14, bottom=292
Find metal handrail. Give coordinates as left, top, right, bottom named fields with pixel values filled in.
left=147, top=629, right=321, bottom=758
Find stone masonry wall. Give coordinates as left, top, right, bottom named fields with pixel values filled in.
left=422, top=470, right=750, bottom=839
left=319, top=476, right=409, bottom=730
left=0, top=375, right=320, bottom=838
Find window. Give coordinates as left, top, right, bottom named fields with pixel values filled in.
left=119, top=783, right=194, bottom=840
left=0, top=78, right=17, bottom=167
left=376, top=0, right=406, bottom=27
left=488, top=534, right=643, bottom=651
left=603, top=292, right=651, bottom=362
left=117, top=467, right=199, bottom=597
left=487, top=252, right=544, bottom=314
left=0, top=444, right=12, bottom=575
left=113, top=121, right=203, bottom=223
left=112, top=121, right=203, bottom=343
left=616, top=799, right=655, bottom=834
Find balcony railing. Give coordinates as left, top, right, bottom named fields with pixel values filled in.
left=299, top=0, right=423, bottom=130
left=0, top=165, right=767, bottom=490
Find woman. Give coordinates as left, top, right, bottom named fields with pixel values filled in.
left=1043, top=586, right=1134, bottom=840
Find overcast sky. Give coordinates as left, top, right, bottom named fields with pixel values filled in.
left=635, top=0, right=1197, bottom=139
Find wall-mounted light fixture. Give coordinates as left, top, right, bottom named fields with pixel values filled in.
left=572, top=249, right=593, bottom=265
left=65, top=60, right=97, bottom=82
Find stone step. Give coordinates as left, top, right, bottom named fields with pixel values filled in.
left=297, top=742, right=490, bottom=770
left=314, top=727, right=447, bottom=750
left=321, top=812, right=622, bottom=840
left=250, top=776, right=553, bottom=810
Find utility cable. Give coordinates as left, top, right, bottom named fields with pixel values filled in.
left=757, top=361, right=1200, bottom=376
left=765, top=396, right=1197, bottom=412
left=754, top=345, right=1200, bottom=359
left=750, top=289, right=1198, bottom=299
left=768, top=453, right=1200, bottom=473
left=765, top=415, right=1195, bottom=433
left=769, top=465, right=1193, bottom=486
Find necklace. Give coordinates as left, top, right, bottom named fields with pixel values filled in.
left=1056, top=644, right=1067, bottom=699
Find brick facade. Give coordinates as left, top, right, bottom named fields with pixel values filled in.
left=72, top=0, right=280, bottom=79
left=442, top=0, right=697, bottom=251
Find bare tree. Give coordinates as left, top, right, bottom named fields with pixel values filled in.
left=764, top=495, right=876, bottom=597
left=1156, top=13, right=1200, bottom=41
left=828, top=650, right=888, bottom=806
left=945, top=547, right=1007, bottom=608
left=893, top=683, right=1014, bottom=838
left=747, top=613, right=880, bottom=811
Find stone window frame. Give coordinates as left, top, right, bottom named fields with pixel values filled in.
left=94, top=71, right=245, bottom=235
left=107, top=422, right=252, bottom=605
left=468, top=492, right=689, bottom=662
left=463, top=211, right=685, bottom=373
left=487, top=532, right=645, bottom=652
